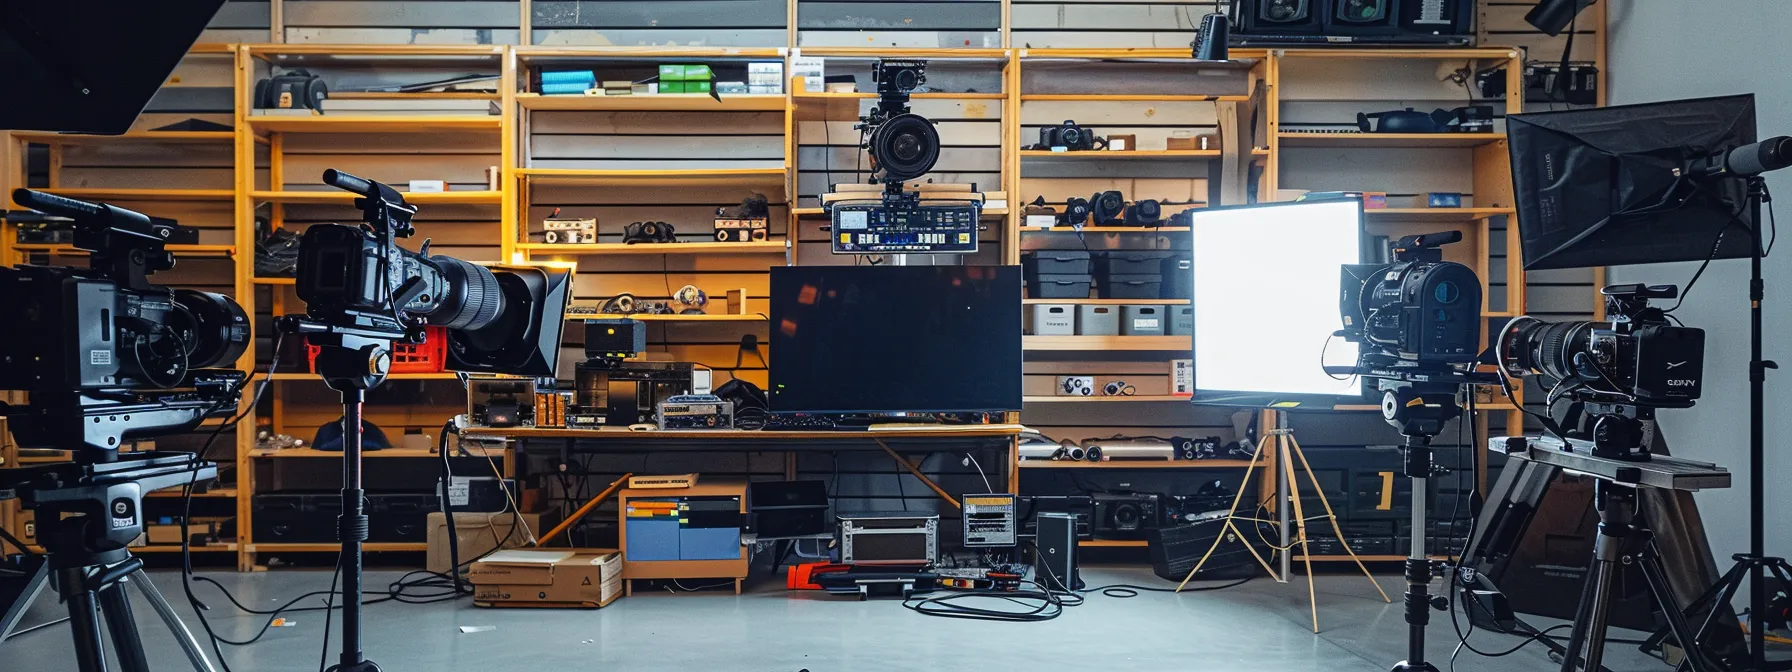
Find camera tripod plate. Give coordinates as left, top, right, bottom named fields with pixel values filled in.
left=1491, top=436, right=1730, bottom=491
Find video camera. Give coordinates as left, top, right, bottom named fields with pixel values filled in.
left=0, top=189, right=247, bottom=459
left=1496, top=283, right=1705, bottom=460
left=858, top=59, right=940, bottom=194
left=1335, top=230, right=1487, bottom=382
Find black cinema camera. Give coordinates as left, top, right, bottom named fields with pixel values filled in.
left=0, top=189, right=248, bottom=458
left=860, top=59, right=940, bottom=190
left=1339, top=230, right=1483, bottom=372
left=1496, top=283, right=1705, bottom=460
left=831, top=59, right=980, bottom=255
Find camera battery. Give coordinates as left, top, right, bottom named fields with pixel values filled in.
left=1029, top=304, right=1076, bottom=335
left=1077, top=305, right=1119, bottom=335
left=1168, top=305, right=1193, bottom=336
left=1122, top=305, right=1165, bottom=336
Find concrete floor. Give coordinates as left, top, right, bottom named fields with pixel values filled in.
left=4, top=566, right=1673, bottom=672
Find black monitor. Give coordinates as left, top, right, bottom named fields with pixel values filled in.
left=0, top=1, right=228, bottom=133
left=1507, top=94, right=1759, bottom=270
left=768, top=266, right=1022, bottom=414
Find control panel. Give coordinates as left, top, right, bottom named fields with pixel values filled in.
left=962, top=493, right=1018, bottom=548
left=830, top=201, right=980, bottom=254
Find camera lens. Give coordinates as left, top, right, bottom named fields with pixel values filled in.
left=170, top=290, right=250, bottom=370
left=1113, top=504, right=1140, bottom=530
left=1502, top=319, right=1592, bottom=381
left=869, top=113, right=940, bottom=181
left=427, top=256, right=506, bottom=331
left=894, top=69, right=919, bottom=91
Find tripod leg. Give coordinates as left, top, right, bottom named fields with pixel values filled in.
left=1178, top=434, right=1274, bottom=591
left=62, top=566, right=109, bottom=672
left=1558, top=558, right=1604, bottom=672
left=97, top=580, right=151, bottom=672
left=1279, top=434, right=1319, bottom=633
left=128, top=570, right=219, bottom=672
left=1, top=561, right=49, bottom=643
left=1637, top=550, right=1716, bottom=672
left=1289, top=434, right=1390, bottom=602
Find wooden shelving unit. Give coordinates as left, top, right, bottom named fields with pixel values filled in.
left=1020, top=459, right=1251, bottom=469
left=1023, top=335, right=1189, bottom=351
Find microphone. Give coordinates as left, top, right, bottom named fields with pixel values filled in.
left=1692, top=136, right=1792, bottom=179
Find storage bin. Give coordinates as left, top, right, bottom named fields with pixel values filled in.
left=1029, top=304, right=1076, bottom=335
left=1094, top=251, right=1171, bottom=276
left=1169, top=305, right=1193, bottom=335
left=1027, top=275, right=1093, bottom=299
left=1097, top=274, right=1163, bottom=300
left=1077, top=305, right=1120, bottom=335
left=1122, top=305, right=1166, bottom=336
left=1022, top=250, right=1093, bottom=276
left=1161, top=253, right=1192, bottom=299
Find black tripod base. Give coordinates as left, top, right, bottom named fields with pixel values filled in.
left=325, top=660, right=383, bottom=672
left=1391, top=662, right=1441, bottom=672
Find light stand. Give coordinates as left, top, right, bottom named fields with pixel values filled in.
left=1377, top=382, right=1461, bottom=672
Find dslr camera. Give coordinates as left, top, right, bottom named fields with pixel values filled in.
left=1039, top=121, right=1104, bottom=151
left=0, top=189, right=248, bottom=458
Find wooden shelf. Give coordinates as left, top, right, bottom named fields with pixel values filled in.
left=250, top=190, right=502, bottom=205
left=146, top=487, right=239, bottom=499
left=1020, top=226, right=1189, bottom=233
left=250, top=542, right=428, bottom=552
left=793, top=91, right=1010, bottom=120
left=1023, top=395, right=1192, bottom=403
left=1275, top=47, right=1522, bottom=60
left=516, top=167, right=785, bottom=188
left=1023, top=335, right=1190, bottom=351
left=1277, top=132, right=1506, bottom=148
left=1079, top=539, right=1148, bottom=548
left=37, top=188, right=235, bottom=202
left=1020, top=149, right=1221, bottom=159
left=1024, top=298, right=1189, bottom=305
left=253, top=277, right=297, bottom=285
left=793, top=206, right=1008, bottom=217
left=1294, top=554, right=1451, bottom=562
left=247, top=115, right=501, bottom=133
left=517, top=93, right=787, bottom=111
left=518, top=240, right=787, bottom=256
left=268, top=372, right=460, bottom=381
left=131, top=544, right=240, bottom=554
left=13, top=131, right=236, bottom=144
left=1365, top=208, right=1515, bottom=223
left=1021, top=94, right=1249, bottom=102
left=15, top=243, right=235, bottom=257
left=564, top=312, right=766, bottom=322
left=1021, top=459, right=1251, bottom=469
left=516, top=46, right=788, bottom=60
left=251, top=446, right=501, bottom=459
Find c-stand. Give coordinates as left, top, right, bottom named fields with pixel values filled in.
left=1375, top=379, right=1464, bottom=672
left=0, top=454, right=223, bottom=672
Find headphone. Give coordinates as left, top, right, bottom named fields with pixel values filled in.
left=600, top=294, right=637, bottom=314
left=1103, top=381, right=1137, bottom=396
left=1061, top=376, right=1094, bottom=396
left=673, top=285, right=708, bottom=314
left=623, top=221, right=677, bottom=244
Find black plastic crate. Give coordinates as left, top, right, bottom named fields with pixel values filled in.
left=1096, top=274, right=1162, bottom=300
left=1093, top=251, right=1170, bottom=276
left=1161, top=253, right=1192, bottom=299
left=1022, top=250, right=1093, bottom=276
left=1028, top=274, right=1093, bottom=299
left=252, top=493, right=340, bottom=543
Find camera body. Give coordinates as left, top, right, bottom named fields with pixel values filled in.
left=1040, top=121, right=1101, bottom=151
left=1500, top=284, right=1704, bottom=406
left=873, top=60, right=926, bottom=97
left=1341, top=231, right=1481, bottom=367
left=1089, top=191, right=1127, bottom=225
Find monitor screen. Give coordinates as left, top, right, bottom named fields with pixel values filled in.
left=1188, top=200, right=1364, bottom=406
left=769, top=266, right=1022, bottom=414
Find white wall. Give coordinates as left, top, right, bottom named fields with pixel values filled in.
left=1606, top=0, right=1792, bottom=586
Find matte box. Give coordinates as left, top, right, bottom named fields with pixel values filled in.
left=470, top=549, right=622, bottom=607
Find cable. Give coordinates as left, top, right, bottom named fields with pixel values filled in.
left=1083, top=577, right=1253, bottom=597
left=318, top=554, right=341, bottom=672
left=964, top=452, right=993, bottom=493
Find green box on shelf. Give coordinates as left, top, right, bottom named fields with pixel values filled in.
left=658, top=64, right=715, bottom=82
left=684, top=81, right=712, bottom=94
left=660, top=82, right=686, bottom=94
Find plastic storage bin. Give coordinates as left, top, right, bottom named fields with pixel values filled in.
left=1169, top=305, right=1193, bottom=335
left=1122, top=305, right=1166, bottom=335
left=1077, top=305, right=1120, bottom=335
left=1094, top=251, right=1171, bottom=276
left=1028, top=275, right=1093, bottom=299
left=1022, top=250, right=1093, bottom=276
left=1161, top=253, right=1192, bottom=299
left=1029, top=304, right=1076, bottom=335
left=1097, top=274, right=1163, bottom=300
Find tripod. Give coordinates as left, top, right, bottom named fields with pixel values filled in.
left=0, top=454, right=222, bottom=672
left=1176, top=410, right=1389, bottom=632
left=1379, top=383, right=1461, bottom=672
left=309, top=342, right=391, bottom=672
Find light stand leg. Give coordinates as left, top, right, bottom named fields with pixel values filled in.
left=1178, top=431, right=1280, bottom=590
left=328, top=387, right=380, bottom=672
left=127, top=570, right=218, bottom=672
left=0, top=561, right=48, bottom=643
left=1290, top=435, right=1389, bottom=603
left=1277, top=428, right=1320, bottom=633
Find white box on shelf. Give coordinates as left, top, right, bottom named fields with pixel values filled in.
left=792, top=57, right=824, bottom=93
left=1170, top=359, right=1193, bottom=397
left=409, top=180, right=446, bottom=193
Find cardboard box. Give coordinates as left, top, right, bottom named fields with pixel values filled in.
left=147, top=523, right=186, bottom=545
left=426, top=511, right=558, bottom=574
left=469, top=549, right=622, bottom=607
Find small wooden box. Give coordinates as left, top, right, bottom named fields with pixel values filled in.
left=1167, top=134, right=1220, bottom=151
left=1107, top=134, right=1137, bottom=151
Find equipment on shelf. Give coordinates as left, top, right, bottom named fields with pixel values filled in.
left=255, top=69, right=328, bottom=110
left=963, top=494, right=1019, bottom=548
left=768, top=266, right=1022, bottom=414
left=672, top=285, right=709, bottom=313
left=468, top=378, right=537, bottom=428
left=1122, top=199, right=1163, bottom=227
left=573, top=360, right=695, bottom=428
left=1229, top=0, right=1475, bottom=46
left=1355, top=106, right=1493, bottom=134
left=1062, top=197, right=1092, bottom=227
left=1337, top=231, right=1482, bottom=370
left=1089, top=191, right=1126, bottom=225
left=1091, top=493, right=1163, bottom=538
left=1083, top=439, right=1173, bottom=461
left=839, top=512, right=938, bottom=566
left=714, top=194, right=770, bottom=242
left=830, top=59, right=980, bottom=255
left=655, top=394, right=735, bottom=430
left=1497, top=285, right=1705, bottom=461
left=748, top=480, right=831, bottom=539
left=622, top=220, right=677, bottom=244
left=542, top=210, right=597, bottom=245
left=1033, top=512, right=1083, bottom=591
left=1102, top=380, right=1137, bottom=396
left=1058, top=376, right=1095, bottom=396
left=1147, top=518, right=1262, bottom=582
left=1037, top=120, right=1105, bottom=151
left=584, top=318, right=647, bottom=360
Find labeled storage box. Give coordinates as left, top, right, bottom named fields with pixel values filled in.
left=470, top=549, right=622, bottom=608
left=1098, top=274, right=1163, bottom=300
left=1029, top=304, right=1076, bottom=335
left=1169, top=305, right=1193, bottom=335
left=1077, top=305, right=1120, bottom=335
left=1122, top=305, right=1166, bottom=336
left=1028, top=275, right=1092, bottom=299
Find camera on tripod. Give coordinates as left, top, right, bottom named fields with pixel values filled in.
left=830, top=59, right=980, bottom=255
left=1337, top=230, right=1484, bottom=376
left=858, top=60, right=940, bottom=192
left=1497, top=283, right=1706, bottom=460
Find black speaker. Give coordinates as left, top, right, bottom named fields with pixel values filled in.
left=1239, top=0, right=1322, bottom=33
left=1146, top=520, right=1264, bottom=582
left=1034, top=512, right=1082, bottom=591
left=1233, top=0, right=1473, bottom=44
